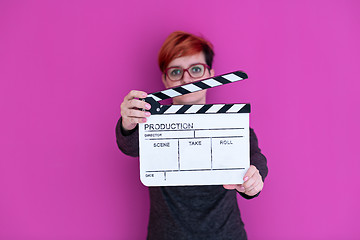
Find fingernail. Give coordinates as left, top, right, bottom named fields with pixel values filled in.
left=239, top=186, right=245, bottom=192
left=145, top=112, right=151, bottom=117
left=244, top=176, right=249, bottom=182
left=142, top=118, right=147, bottom=123
left=142, top=93, right=147, bottom=98
left=145, top=104, right=151, bottom=110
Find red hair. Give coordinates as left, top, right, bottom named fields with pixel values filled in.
left=158, top=31, right=214, bottom=73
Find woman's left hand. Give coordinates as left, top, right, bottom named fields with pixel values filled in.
left=223, top=165, right=264, bottom=196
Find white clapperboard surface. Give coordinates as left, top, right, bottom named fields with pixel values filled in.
left=139, top=71, right=250, bottom=186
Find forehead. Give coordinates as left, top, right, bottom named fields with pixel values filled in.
left=167, top=52, right=206, bottom=68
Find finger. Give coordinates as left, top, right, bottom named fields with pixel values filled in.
left=243, top=176, right=257, bottom=190
left=243, top=165, right=258, bottom=182
left=127, top=108, right=151, bottom=118
left=237, top=185, right=246, bottom=192
left=245, top=172, right=263, bottom=194
left=224, top=184, right=246, bottom=193
left=223, top=184, right=237, bottom=190
left=127, top=98, right=151, bottom=110
left=244, top=178, right=260, bottom=192
left=121, top=99, right=151, bottom=118
left=245, top=181, right=263, bottom=196
left=124, top=90, right=148, bottom=101
left=243, top=169, right=262, bottom=190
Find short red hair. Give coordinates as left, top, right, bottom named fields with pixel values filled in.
left=158, top=31, right=214, bottom=73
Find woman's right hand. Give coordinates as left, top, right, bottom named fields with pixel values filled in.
left=120, top=90, right=151, bottom=131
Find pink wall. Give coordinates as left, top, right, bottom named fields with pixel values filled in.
left=1, top=0, right=359, bottom=239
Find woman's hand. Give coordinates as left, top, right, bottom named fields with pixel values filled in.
left=120, top=90, right=151, bottom=131
left=223, top=165, right=264, bottom=196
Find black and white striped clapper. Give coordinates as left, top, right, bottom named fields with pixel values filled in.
left=139, top=70, right=251, bottom=187
left=143, top=71, right=250, bottom=114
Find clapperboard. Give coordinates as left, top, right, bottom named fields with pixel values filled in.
left=139, top=71, right=250, bottom=186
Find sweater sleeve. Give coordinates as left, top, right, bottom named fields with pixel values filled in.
left=115, top=117, right=139, bottom=157
left=238, top=128, right=268, bottom=199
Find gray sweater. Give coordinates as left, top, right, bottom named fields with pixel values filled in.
left=116, top=118, right=268, bottom=240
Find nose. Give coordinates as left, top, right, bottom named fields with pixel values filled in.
left=181, top=70, right=193, bottom=84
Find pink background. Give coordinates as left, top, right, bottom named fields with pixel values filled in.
left=1, top=0, right=359, bottom=239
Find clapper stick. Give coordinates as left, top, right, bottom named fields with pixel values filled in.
left=142, top=71, right=248, bottom=114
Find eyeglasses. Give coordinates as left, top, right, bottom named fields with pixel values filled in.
left=164, top=63, right=210, bottom=81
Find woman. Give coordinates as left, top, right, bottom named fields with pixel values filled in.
left=116, top=31, right=268, bottom=239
